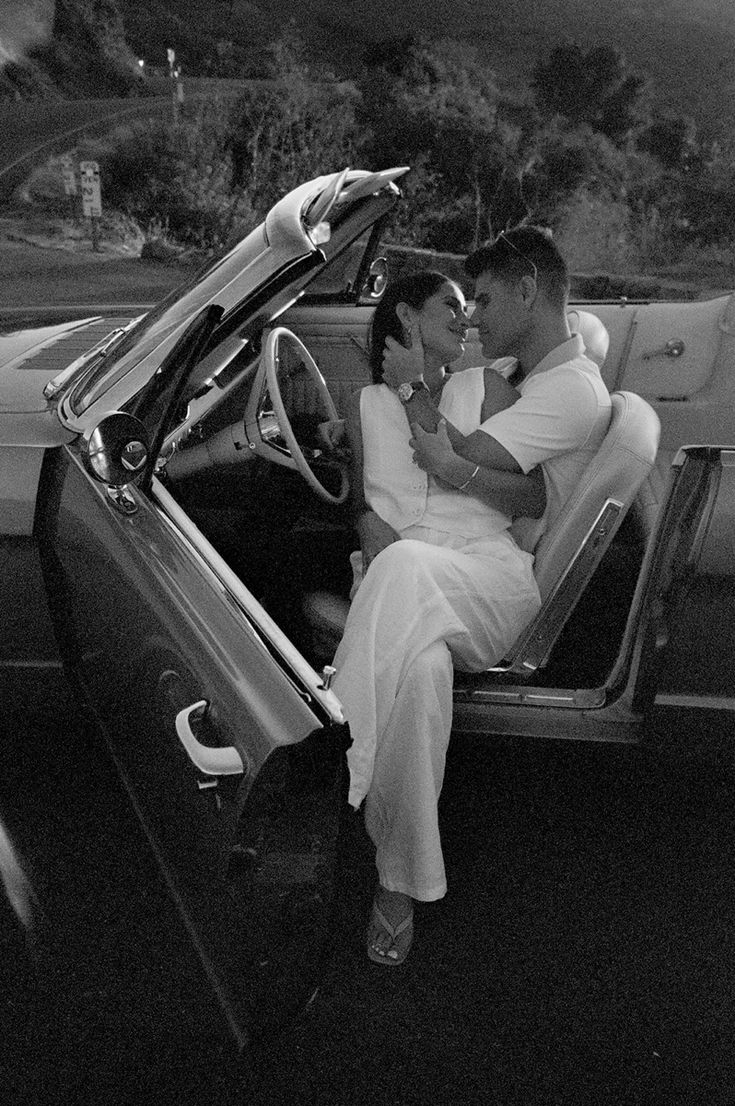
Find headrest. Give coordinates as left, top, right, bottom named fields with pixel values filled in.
left=567, top=309, right=610, bottom=368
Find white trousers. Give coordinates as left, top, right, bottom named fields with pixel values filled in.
left=332, top=527, right=540, bottom=901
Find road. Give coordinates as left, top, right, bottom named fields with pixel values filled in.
left=0, top=81, right=277, bottom=204
left=3, top=661, right=735, bottom=1106
left=0, top=239, right=188, bottom=330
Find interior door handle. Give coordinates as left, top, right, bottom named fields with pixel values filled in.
left=175, top=700, right=244, bottom=776
left=642, top=338, right=685, bottom=361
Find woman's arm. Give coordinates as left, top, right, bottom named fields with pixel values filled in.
left=345, top=390, right=401, bottom=568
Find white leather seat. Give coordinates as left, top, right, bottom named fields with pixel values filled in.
left=493, top=390, right=660, bottom=673
left=304, top=391, right=661, bottom=674
left=567, top=309, right=610, bottom=369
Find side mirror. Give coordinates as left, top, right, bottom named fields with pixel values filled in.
left=82, top=411, right=151, bottom=488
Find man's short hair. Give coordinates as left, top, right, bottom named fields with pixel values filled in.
left=465, top=227, right=570, bottom=309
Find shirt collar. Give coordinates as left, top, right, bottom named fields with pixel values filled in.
left=524, top=334, right=586, bottom=382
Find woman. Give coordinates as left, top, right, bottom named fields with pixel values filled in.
left=331, top=271, right=544, bottom=965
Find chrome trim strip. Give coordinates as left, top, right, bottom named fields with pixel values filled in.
left=655, top=692, right=735, bottom=711
left=454, top=685, right=606, bottom=708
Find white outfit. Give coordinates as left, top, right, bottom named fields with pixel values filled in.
left=332, top=341, right=611, bottom=902
left=332, top=369, right=540, bottom=900
left=486, top=335, right=612, bottom=553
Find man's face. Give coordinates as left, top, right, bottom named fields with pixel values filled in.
left=470, top=271, right=528, bottom=361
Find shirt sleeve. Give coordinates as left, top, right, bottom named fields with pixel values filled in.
left=479, top=366, right=603, bottom=474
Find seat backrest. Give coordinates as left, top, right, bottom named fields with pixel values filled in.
left=500, top=390, right=661, bottom=673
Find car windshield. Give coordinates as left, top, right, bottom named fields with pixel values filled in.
left=67, top=224, right=273, bottom=416
left=62, top=171, right=405, bottom=422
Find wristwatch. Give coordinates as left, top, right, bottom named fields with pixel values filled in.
left=397, top=380, right=428, bottom=403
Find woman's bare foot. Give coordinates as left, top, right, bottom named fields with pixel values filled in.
left=366, top=887, right=414, bottom=965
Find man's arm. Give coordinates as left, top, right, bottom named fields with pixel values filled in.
left=382, top=335, right=525, bottom=473
left=410, top=421, right=546, bottom=518
left=381, top=335, right=545, bottom=515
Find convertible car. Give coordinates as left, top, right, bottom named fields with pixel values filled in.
left=1, top=166, right=734, bottom=1048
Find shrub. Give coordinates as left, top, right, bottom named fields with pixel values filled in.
left=552, top=190, right=641, bottom=273
left=95, top=105, right=259, bottom=249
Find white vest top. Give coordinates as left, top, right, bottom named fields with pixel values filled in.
left=360, top=368, right=511, bottom=540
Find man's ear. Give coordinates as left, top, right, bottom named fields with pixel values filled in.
left=520, top=274, right=538, bottom=306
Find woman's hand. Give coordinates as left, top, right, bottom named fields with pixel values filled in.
left=382, top=334, right=425, bottom=389
left=317, top=418, right=346, bottom=450
left=357, top=510, right=400, bottom=571
left=409, top=420, right=458, bottom=482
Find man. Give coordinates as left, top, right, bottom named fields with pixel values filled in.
left=332, top=228, right=611, bottom=966
left=386, top=229, right=611, bottom=550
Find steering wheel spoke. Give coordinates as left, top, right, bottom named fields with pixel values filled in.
left=243, top=327, right=349, bottom=505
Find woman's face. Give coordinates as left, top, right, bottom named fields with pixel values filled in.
left=405, top=281, right=470, bottom=366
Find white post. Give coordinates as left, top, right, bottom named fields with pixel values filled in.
left=79, top=160, right=102, bottom=251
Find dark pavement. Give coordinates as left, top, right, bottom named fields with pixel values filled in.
left=2, top=668, right=735, bottom=1106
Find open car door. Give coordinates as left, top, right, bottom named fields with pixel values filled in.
left=35, top=317, right=349, bottom=1052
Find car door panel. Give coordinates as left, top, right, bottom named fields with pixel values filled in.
left=36, top=444, right=345, bottom=1048
left=617, top=296, right=727, bottom=401
left=282, top=304, right=374, bottom=416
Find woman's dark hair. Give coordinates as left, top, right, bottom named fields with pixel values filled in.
left=367, top=270, right=450, bottom=383
left=465, top=226, right=569, bottom=310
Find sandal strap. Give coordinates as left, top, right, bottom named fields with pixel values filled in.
left=372, top=904, right=413, bottom=941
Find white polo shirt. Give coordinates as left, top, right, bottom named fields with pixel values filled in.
left=480, top=335, right=612, bottom=550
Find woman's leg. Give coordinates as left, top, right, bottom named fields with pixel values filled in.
left=334, top=536, right=539, bottom=811
left=365, top=638, right=453, bottom=902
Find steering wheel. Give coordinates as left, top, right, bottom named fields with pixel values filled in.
left=243, top=327, right=349, bottom=505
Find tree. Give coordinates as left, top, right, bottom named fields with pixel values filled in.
left=637, top=114, right=698, bottom=171
left=532, top=44, right=647, bottom=142
left=228, top=33, right=358, bottom=211
left=30, top=0, right=140, bottom=96
left=356, top=36, right=533, bottom=249
left=519, top=122, right=628, bottom=227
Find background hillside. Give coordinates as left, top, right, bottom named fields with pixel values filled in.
left=1, top=0, right=732, bottom=137
left=1, top=0, right=734, bottom=290
left=117, top=0, right=735, bottom=138
left=266, top=0, right=735, bottom=135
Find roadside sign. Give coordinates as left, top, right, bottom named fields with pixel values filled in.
left=79, top=161, right=102, bottom=218
left=61, top=156, right=76, bottom=196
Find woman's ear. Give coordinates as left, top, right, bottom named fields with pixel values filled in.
left=395, top=301, right=415, bottom=342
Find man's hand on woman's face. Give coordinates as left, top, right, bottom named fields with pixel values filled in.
left=382, top=334, right=425, bottom=389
